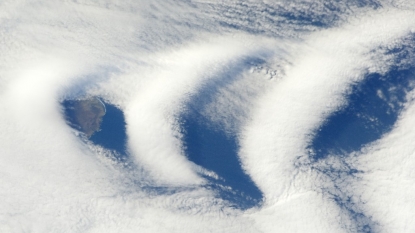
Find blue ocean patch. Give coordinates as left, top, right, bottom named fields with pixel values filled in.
left=310, top=68, right=415, bottom=159
left=62, top=98, right=128, bottom=160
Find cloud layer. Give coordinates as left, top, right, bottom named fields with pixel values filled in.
left=1, top=1, right=415, bottom=232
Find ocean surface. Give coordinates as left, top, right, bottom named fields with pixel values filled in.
left=61, top=67, right=414, bottom=213
left=310, top=68, right=415, bottom=159
left=63, top=99, right=128, bottom=159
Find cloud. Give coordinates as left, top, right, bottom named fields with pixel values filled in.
left=1, top=0, right=415, bottom=232
left=348, top=90, right=415, bottom=232
left=238, top=6, right=415, bottom=231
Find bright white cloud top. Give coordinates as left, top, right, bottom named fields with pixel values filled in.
left=1, top=1, right=415, bottom=233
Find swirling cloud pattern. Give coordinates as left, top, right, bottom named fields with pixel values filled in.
left=1, top=1, right=415, bottom=232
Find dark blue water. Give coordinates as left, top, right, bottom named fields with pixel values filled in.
left=62, top=99, right=128, bottom=159
left=179, top=58, right=265, bottom=210
left=181, top=114, right=263, bottom=209
left=309, top=67, right=415, bottom=233
left=310, top=68, right=415, bottom=159
left=90, top=103, right=127, bottom=156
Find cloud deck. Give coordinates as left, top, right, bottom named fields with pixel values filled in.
left=1, top=1, right=415, bottom=232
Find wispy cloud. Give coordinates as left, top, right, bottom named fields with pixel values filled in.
left=1, top=0, right=415, bottom=232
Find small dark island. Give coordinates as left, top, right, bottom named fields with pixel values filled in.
left=64, top=97, right=106, bottom=137
left=63, top=97, right=128, bottom=156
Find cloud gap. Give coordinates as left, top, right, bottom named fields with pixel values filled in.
left=179, top=56, right=269, bottom=210
left=309, top=67, right=415, bottom=160
left=304, top=41, right=415, bottom=232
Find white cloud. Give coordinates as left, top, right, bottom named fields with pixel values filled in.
left=238, top=6, right=415, bottom=231
left=348, top=91, right=415, bottom=232
left=1, top=0, right=415, bottom=232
